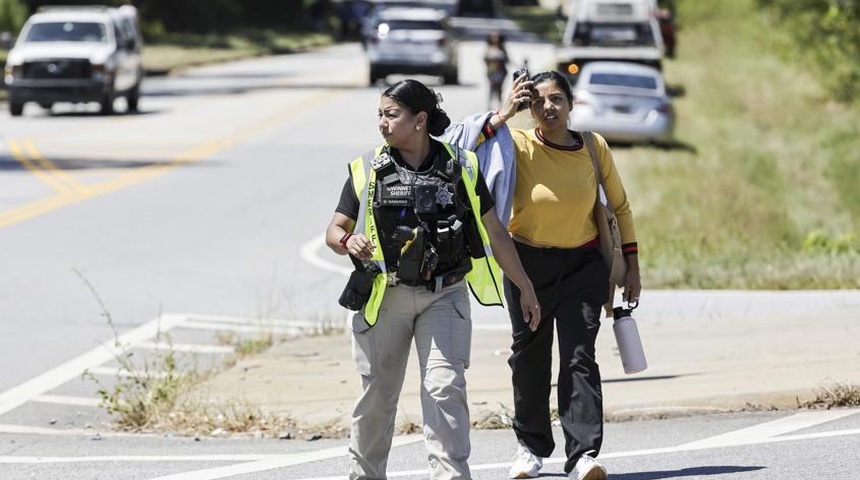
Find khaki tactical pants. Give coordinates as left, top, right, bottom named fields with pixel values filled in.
left=348, top=282, right=472, bottom=480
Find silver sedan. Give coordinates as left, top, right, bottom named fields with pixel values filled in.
left=570, top=61, right=675, bottom=145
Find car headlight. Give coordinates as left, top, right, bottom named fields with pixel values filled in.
left=4, top=64, right=21, bottom=84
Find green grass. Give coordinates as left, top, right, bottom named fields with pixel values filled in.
left=612, top=0, right=860, bottom=288
left=507, top=0, right=860, bottom=288
left=142, top=30, right=333, bottom=74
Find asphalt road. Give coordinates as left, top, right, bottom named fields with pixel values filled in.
left=1, top=409, right=858, bottom=479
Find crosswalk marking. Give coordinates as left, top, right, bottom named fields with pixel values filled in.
left=0, top=314, right=186, bottom=416
left=85, top=366, right=173, bottom=379
left=178, top=320, right=301, bottom=335
left=678, top=409, right=858, bottom=449
left=148, top=436, right=424, bottom=480
left=0, top=312, right=292, bottom=418
left=32, top=394, right=101, bottom=408
left=136, top=341, right=235, bottom=354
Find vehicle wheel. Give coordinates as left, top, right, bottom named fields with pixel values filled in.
left=9, top=100, right=24, bottom=117
left=100, top=92, right=115, bottom=115
left=38, top=102, right=54, bottom=110
left=126, top=86, right=140, bottom=113
left=443, top=69, right=458, bottom=85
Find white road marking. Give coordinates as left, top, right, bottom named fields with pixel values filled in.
left=0, top=314, right=187, bottom=416
left=284, top=424, right=860, bottom=480
left=300, top=233, right=352, bottom=277
left=175, top=321, right=302, bottom=335
left=136, top=341, right=235, bottom=354
left=183, top=313, right=328, bottom=330
left=0, top=454, right=287, bottom=464
left=0, top=424, right=140, bottom=437
left=678, top=409, right=858, bottom=449
left=539, top=410, right=860, bottom=466
left=290, top=410, right=860, bottom=479
left=147, top=435, right=424, bottom=480
left=31, top=394, right=101, bottom=408
left=85, top=366, right=173, bottom=379
left=592, top=427, right=860, bottom=461
left=0, top=310, right=338, bottom=434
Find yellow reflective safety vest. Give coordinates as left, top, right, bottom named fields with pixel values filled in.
left=349, top=142, right=503, bottom=326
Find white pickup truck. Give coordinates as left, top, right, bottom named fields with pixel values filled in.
left=555, top=0, right=665, bottom=82
left=4, top=5, right=144, bottom=116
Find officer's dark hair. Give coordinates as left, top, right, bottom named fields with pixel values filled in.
left=530, top=70, right=574, bottom=104
left=383, top=79, right=451, bottom=136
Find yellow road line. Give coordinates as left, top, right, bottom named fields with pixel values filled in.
left=0, top=90, right=342, bottom=229
left=7, top=140, right=74, bottom=196
left=22, top=139, right=93, bottom=197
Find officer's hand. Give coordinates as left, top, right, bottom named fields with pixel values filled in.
left=347, top=234, right=375, bottom=261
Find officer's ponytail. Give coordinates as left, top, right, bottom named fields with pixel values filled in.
left=383, top=79, right=451, bottom=136
left=426, top=106, right=451, bottom=137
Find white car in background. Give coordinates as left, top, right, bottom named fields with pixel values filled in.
left=365, top=7, right=459, bottom=85
left=570, top=61, right=675, bottom=145
left=556, top=0, right=665, bottom=83
left=4, top=5, right=144, bottom=116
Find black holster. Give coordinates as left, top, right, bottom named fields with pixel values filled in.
left=339, top=270, right=375, bottom=311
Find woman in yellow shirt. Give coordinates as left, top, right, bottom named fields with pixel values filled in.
left=488, top=71, right=642, bottom=480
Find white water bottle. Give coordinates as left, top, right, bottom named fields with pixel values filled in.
left=612, top=306, right=647, bottom=374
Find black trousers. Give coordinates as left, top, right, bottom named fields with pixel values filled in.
left=503, top=240, right=609, bottom=474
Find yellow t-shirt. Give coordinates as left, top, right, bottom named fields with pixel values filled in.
left=509, top=128, right=636, bottom=248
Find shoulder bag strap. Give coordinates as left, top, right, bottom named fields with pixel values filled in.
left=581, top=131, right=608, bottom=208
left=581, top=131, right=618, bottom=316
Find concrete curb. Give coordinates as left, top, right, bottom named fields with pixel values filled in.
left=188, top=292, right=860, bottom=435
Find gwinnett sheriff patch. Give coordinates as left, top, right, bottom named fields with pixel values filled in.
left=379, top=184, right=411, bottom=206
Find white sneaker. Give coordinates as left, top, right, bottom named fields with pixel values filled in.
left=570, top=453, right=607, bottom=480
left=509, top=443, right=542, bottom=479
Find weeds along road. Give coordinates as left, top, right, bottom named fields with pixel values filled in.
left=0, top=39, right=554, bottom=429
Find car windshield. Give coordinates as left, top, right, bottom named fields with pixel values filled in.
left=590, top=72, right=657, bottom=90
left=573, top=22, right=656, bottom=47
left=380, top=20, right=443, bottom=31
left=25, top=22, right=108, bottom=43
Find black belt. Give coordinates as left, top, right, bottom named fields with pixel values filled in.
left=398, top=271, right=466, bottom=292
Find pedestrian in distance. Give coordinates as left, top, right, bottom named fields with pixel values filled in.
left=480, top=70, right=642, bottom=480
left=483, top=31, right=510, bottom=110
left=325, top=78, right=541, bottom=480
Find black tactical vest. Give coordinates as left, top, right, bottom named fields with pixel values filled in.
left=371, top=147, right=471, bottom=281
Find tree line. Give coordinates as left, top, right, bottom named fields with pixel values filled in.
left=757, top=0, right=860, bottom=103
left=1, top=0, right=857, bottom=103
left=1, top=0, right=314, bottom=35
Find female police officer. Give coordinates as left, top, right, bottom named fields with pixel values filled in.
left=326, top=79, right=540, bottom=480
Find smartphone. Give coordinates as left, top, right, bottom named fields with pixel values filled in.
left=512, top=66, right=531, bottom=111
